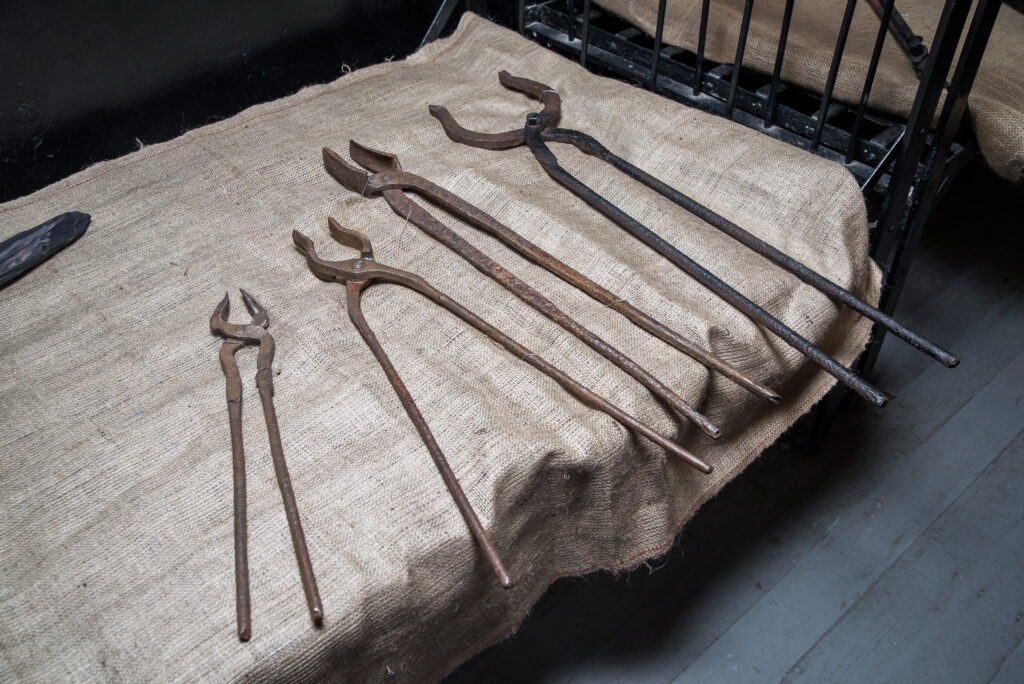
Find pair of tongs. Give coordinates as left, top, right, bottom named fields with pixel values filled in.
left=322, top=142, right=780, bottom=441
left=293, top=219, right=716, bottom=587
left=211, top=291, right=322, bottom=641
left=325, top=141, right=779, bottom=404
left=429, top=72, right=961, bottom=407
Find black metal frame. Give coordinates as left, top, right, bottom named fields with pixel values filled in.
left=424, top=0, right=1001, bottom=444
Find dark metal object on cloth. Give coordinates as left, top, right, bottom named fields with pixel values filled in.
left=322, top=144, right=725, bottom=439
left=864, top=0, right=929, bottom=76
left=326, top=142, right=778, bottom=404
left=430, top=73, right=958, bottom=405
left=211, top=290, right=323, bottom=641
left=0, top=211, right=90, bottom=288
left=291, top=222, right=714, bottom=570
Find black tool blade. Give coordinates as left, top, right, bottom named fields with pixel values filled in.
left=0, top=211, right=90, bottom=288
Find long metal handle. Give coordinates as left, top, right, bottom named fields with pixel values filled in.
left=406, top=174, right=779, bottom=402
left=219, top=342, right=251, bottom=642
left=587, top=139, right=959, bottom=368
left=380, top=187, right=722, bottom=438
left=864, top=0, right=929, bottom=74
left=345, top=285, right=514, bottom=587
left=525, top=128, right=888, bottom=407
left=255, top=366, right=325, bottom=621
left=405, top=276, right=714, bottom=474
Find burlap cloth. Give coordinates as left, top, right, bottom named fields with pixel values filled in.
left=597, top=0, right=1024, bottom=181
left=0, top=14, right=880, bottom=682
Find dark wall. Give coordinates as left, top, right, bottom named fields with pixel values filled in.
left=0, top=1, right=466, bottom=203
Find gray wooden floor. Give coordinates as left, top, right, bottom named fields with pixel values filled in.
left=446, top=167, right=1024, bottom=683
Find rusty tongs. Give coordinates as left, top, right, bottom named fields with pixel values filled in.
left=430, top=72, right=961, bottom=407
left=324, top=142, right=778, bottom=407
left=293, top=219, right=716, bottom=586
left=211, top=290, right=322, bottom=641
left=325, top=144, right=727, bottom=440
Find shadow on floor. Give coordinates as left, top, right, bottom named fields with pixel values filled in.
left=445, top=164, right=1024, bottom=683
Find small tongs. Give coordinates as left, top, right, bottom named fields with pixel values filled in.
left=211, top=290, right=322, bottom=641
left=293, top=219, right=717, bottom=585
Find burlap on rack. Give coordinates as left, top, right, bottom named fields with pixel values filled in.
left=0, top=14, right=880, bottom=682
left=597, top=0, right=1024, bottom=182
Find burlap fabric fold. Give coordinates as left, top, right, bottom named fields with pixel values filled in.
left=597, top=0, right=1024, bottom=182
left=0, top=14, right=880, bottom=682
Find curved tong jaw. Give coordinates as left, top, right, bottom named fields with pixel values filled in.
left=293, top=218, right=377, bottom=284
left=428, top=70, right=561, bottom=149
left=323, top=142, right=403, bottom=195
left=210, top=289, right=270, bottom=342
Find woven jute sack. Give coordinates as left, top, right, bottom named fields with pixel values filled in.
left=597, top=0, right=1024, bottom=182
left=0, top=14, right=879, bottom=682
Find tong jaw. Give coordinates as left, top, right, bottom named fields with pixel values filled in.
left=348, top=141, right=401, bottom=174
left=427, top=70, right=562, bottom=149
left=322, top=147, right=373, bottom=195
left=323, top=143, right=406, bottom=197
left=210, top=289, right=270, bottom=342
left=293, top=218, right=396, bottom=287
left=210, top=289, right=276, bottom=395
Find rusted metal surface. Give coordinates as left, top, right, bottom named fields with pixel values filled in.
left=323, top=145, right=727, bottom=438
left=430, top=72, right=958, bottom=406
left=291, top=222, right=714, bottom=552
left=330, top=143, right=778, bottom=404
left=211, top=290, right=323, bottom=640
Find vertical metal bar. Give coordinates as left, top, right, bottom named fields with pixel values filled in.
left=567, top=0, right=577, bottom=42
left=649, top=0, right=668, bottom=89
left=846, top=0, right=897, bottom=162
left=811, top=0, right=859, bottom=150
left=764, top=0, right=795, bottom=127
left=725, top=0, right=756, bottom=118
left=859, top=0, right=976, bottom=377
left=875, top=0, right=972, bottom=275
left=880, top=0, right=1001, bottom=294
left=518, top=0, right=526, bottom=33
left=693, top=0, right=711, bottom=95
left=581, top=0, right=592, bottom=67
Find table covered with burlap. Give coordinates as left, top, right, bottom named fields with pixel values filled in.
left=0, top=14, right=879, bottom=682
left=598, top=0, right=1024, bottom=182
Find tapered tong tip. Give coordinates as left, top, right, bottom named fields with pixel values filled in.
left=322, top=147, right=368, bottom=193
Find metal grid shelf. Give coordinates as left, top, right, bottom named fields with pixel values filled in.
left=521, top=1, right=976, bottom=218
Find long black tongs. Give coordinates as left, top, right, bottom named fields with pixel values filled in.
left=430, top=72, right=960, bottom=407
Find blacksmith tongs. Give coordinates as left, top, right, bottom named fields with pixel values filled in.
left=293, top=219, right=717, bottom=586
left=324, top=142, right=778, bottom=406
left=430, top=72, right=962, bottom=407
left=211, top=290, right=322, bottom=640
left=324, top=145, right=722, bottom=438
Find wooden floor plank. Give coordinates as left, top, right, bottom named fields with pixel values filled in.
left=870, top=232, right=1023, bottom=397
left=674, top=349, right=1024, bottom=682
left=448, top=296, right=1024, bottom=684
left=783, top=428, right=1024, bottom=682
left=447, top=256, right=1024, bottom=684
left=988, top=635, right=1024, bottom=684
left=620, top=299, right=1024, bottom=683
left=446, top=167, right=1024, bottom=684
